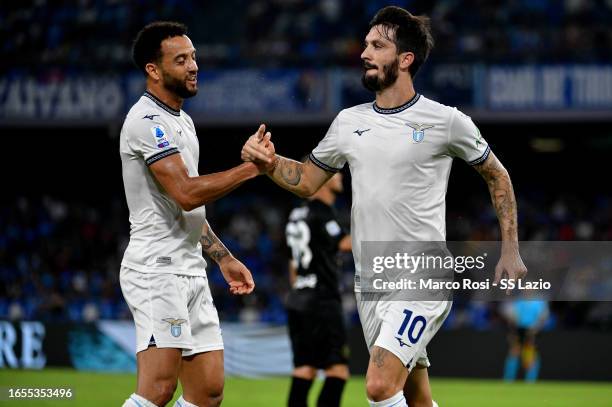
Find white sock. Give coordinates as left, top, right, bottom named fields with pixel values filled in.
left=368, top=390, right=408, bottom=407
left=174, top=395, right=199, bottom=407
left=122, top=393, right=159, bottom=407
left=433, top=401, right=439, bottom=407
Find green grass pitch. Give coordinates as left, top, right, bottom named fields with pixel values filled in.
left=1, top=368, right=611, bottom=406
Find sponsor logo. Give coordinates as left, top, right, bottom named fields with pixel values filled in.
left=405, top=122, right=435, bottom=143
left=162, top=318, right=187, bottom=338
left=143, top=114, right=160, bottom=120
left=395, top=336, right=412, bottom=347
left=353, top=128, right=371, bottom=136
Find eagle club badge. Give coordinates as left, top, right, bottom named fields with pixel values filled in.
left=405, top=122, right=435, bottom=143
left=162, top=318, right=187, bottom=337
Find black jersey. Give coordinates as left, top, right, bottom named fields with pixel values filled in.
left=285, top=199, right=347, bottom=307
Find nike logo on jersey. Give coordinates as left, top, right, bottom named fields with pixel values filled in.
left=143, top=114, right=160, bottom=120
left=395, top=336, right=412, bottom=347
left=353, top=128, right=371, bottom=136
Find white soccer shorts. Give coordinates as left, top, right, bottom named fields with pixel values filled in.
left=357, top=293, right=451, bottom=370
left=120, top=266, right=223, bottom=356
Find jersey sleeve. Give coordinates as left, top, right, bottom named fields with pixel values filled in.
left=448, top=108, right=491, bottom=165
left=124, top=116, right=180, bottom=166
left=309, top=115, right=346, bottom=172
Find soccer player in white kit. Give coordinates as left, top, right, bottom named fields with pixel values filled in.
left=242, top=6, right=527, bottom=407
left=120, top=22, right=273, bottom=407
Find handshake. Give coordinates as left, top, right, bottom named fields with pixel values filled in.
left=241, top=124, right=278, bottom=174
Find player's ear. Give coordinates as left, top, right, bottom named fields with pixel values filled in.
left=399, top=51, right=414, bottom=72
left=145, top=62, right=161, bottom=81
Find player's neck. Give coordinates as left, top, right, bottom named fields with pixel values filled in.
left=375, top=78, right=416, bottom=109
left=146, top=84, right=183, bottom=111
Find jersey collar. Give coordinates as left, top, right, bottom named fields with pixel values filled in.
left=373, top=93, right=421, bottom=115
left=143, top=91, right=181, bottom=116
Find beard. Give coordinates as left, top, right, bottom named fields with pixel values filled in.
left=361, top=58, right=399, bottom=92
left=162, top=71, right=198, bottom=99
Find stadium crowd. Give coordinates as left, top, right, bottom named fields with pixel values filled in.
left=2, top=0, right=612, bottom=74
left=2, top=191, right=611, bottom=329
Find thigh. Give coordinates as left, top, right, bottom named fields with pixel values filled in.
left=183, top=276, right=223, bottom=357
left=179, top=350, right=224, bottom=404
left=288, top=309, right=317, bottom=368
left=317, top=301, right=349, bottom=368
left=404, top=365, right=433, bottom=407
left=367, top=345, right=409, bottom=392
left=136, top=347, right=182, bottom=399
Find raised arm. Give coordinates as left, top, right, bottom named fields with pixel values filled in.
left=473, top=152, right=527, bottom=287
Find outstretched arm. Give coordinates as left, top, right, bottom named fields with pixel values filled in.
left=473, top=152, right=527, bottom=288
left=267, top=156, right=333, bottom=198
left=201, top=221, right=254, bottom=295
left=149, top=126, right=274, bottom=211
left=150, top=155, right=260, bottom=211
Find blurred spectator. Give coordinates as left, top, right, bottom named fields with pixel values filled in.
left=1, top=191, right=611, bottom=328
left=2, top=0, right=611, bottom=74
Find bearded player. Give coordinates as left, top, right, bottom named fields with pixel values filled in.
left=120, top=22, right=272, bottom=407
left=243, top=6, right=527, bottom=407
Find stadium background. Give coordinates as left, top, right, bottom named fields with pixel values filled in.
left=1, top=0, right=612, bottom=405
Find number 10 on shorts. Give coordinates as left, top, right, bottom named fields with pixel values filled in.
left=397, top=309, right=427, bottom=345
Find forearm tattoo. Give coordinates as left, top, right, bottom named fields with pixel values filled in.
left=475, top=155, right=518, bottom=240
left=200, top=224, right=230, bottom=263
left=278, top=158, right=302, bottom=186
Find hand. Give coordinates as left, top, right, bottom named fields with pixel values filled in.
left=242, top=124, right=276, bottom=173
left=494, top=245, right=528, bottom=295
left=219, top=256, right=255, bottom=295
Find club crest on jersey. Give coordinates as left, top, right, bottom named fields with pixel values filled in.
left=162, top=318, right=187, bottom=337
left=151, top=125, right=170, bottom=148
left=405, top=122, right=435, bottom=143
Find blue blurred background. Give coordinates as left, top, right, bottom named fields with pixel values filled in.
left=1, top=0, right=612, bottom=380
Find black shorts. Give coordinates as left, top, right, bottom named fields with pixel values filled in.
left=287, top=299, right=349, bottom=369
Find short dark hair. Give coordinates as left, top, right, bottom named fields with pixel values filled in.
left=369, top=6, right=434, bottom=78
left=132, top=21, right=188, bottom=75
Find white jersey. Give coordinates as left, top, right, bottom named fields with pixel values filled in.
left=310, top=93, right=490, bottom=287
left=119, top=91, right=207, bottom=276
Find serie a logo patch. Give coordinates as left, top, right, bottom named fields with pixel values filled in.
left=151, top=125, right=170, bottom=148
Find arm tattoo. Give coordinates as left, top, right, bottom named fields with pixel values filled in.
left=279, top=159, right=302, bottom=186
left=200, top=223, right=230, bottom=263
left=372, top=347, right=387, bottom=368
left=474, top=153, right=518, bottom=241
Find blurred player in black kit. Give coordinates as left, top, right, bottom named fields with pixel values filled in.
left=285, top=172, right=352, bottom=407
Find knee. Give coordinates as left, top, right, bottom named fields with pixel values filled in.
left=206, top=391, right=224, bottom=407
left=366, top=377, right=394, bottom=402
left=152, top=380, right=178, bottom=406
left=191, top=383, right=224, bottom=407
